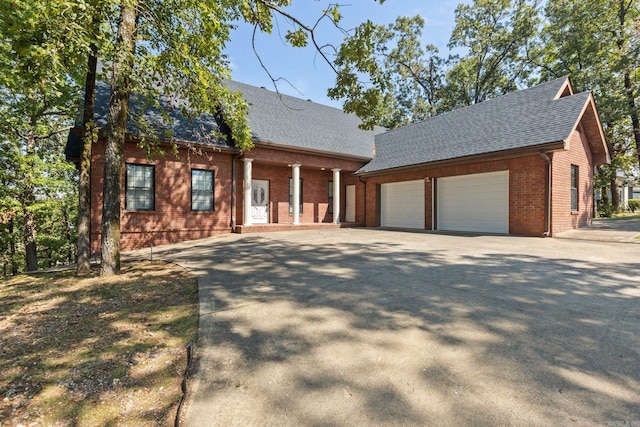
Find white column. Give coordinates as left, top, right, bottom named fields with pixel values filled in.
left=243, top=158, right=253, bottom=226
left=332, top=168, right=341, bottom=224
left=622, top=182, right=629, bottom=211
left=292, top=163, right=301, bottom=225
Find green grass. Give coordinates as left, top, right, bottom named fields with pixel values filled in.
left=594, top=212, right=640, bottom=221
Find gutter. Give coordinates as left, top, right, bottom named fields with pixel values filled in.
left=541, top=152, right=553, bottom=237
left=358, top=176, right=366, bottom=226
left=231, top=153, right=242, bottom=232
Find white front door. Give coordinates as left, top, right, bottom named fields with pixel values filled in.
left=345, top=185, right=356, bottom=223
left=251, top=179, right=269, bottom=224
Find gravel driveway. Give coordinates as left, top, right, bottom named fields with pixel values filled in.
left=140, top=229, right=640, bottom=426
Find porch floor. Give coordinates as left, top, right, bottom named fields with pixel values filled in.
left=235, top=222, right=362, bottom=234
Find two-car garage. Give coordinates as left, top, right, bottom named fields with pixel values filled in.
left=380, top=171, right=509, bottom=234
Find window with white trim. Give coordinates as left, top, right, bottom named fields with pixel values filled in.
left=192, top=169, right=214, bottom=211
left=571, top=165, right=578, bottom=211
left=125, top=164, right=154, bottom=211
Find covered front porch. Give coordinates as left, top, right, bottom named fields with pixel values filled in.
left=235, top=145, right=368, bottom=230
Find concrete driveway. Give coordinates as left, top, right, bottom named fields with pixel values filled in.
left=140, top=229, right=640, bottom=426
left=556, top=218, right=640, bottom=243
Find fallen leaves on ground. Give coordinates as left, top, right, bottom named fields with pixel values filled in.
left=0, top=260, right=198, bottom=426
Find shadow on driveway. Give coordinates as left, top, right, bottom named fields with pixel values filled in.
left=140, top=230, right=640, bottom=426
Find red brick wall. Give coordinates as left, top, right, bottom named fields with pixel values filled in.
left=91, top=140, right=371, bottom=252
left=551, top=126, right=595, bottom=235
left=90, top=140, right=234, bottom=251
left=363, top=155, right=549, bottom=236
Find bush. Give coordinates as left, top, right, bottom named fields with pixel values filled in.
left=628, top=199, right=640, bottom=213
left=598, top=203, right=618, bottom=217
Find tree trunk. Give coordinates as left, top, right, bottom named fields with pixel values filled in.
left=610, top=178, right=620, bottom=210
left=101, top=3, right=138, bottom=276
left=9, top=218, right=17, bottom=275
left=22, top=129, right=38, bottom=272
left=617, top=0, right=640, bottom=164
left=623, top=70, right=640, bottom=165
left=76, top=48, right=98, bottom=276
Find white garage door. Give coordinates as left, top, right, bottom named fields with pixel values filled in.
left=381, top=180, right=425, bottom=229
left=438, top=171, right=509, bottom=234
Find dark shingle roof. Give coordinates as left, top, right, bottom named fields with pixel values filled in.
left=94, top=81, right=231, bottom=148
left=226, top=81, right=381, bottom=159
left=359, top=77, right=591, bottom=174
left=66, top=80, right=381, bottom=160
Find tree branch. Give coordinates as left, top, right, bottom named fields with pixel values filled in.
left=255, top=0, right=343, bottom=75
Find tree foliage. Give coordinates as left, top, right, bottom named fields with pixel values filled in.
left=0, top=0, right=93, bottom=272
left=443, top=0, right=539, bottom=109
left=534, top=0, right=640, bottom=208
left=329, top=16, right=445, bottom=129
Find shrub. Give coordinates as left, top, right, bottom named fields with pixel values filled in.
left=598, top=203, right=618, bottom=217
left=628, top=199, right=640, bottom=213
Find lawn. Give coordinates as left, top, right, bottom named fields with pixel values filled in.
left=594, top=212, right=640, bottom=221
left=0, top=260, right=198, bottom=426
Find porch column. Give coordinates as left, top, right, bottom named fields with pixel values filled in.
left=243, top=158, right=253, bottom=226
left=292, top=163, right=301, bottom=225
left=622, top=182, right=629, bottom=211
left=332, top=168, right=341, bottom=224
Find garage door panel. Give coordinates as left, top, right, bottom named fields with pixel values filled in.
left=381, top=180, right=425, bottom=229
left=438, top=171, right=508, bottom=234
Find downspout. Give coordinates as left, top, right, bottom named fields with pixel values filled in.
left=358, top=176, right=366, bottom=226
left=431, top=178, right=435, bottom=231
left=541, top=153, right=552, bottom=237
left=231, top=154, right=241, bottom=232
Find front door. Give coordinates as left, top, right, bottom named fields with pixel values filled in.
left=251, top=179, right=269, bottom=224
left=345, top=185, right=356, bottom=223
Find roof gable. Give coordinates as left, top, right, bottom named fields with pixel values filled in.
left=359, top=77, right=609, bottom=174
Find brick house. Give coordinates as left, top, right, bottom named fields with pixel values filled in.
left=66, top=76, right=609, bottom=251
left=358, top=77, right=609, bottom=236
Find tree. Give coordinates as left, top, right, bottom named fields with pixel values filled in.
left=0, top=0, right=92, bottom=271
left=77, top=1, right=106, bottom=276
left=328, top=16, right=445, bottom=129
left=533, top=0, right=639, bottom=209
left=0, top=140, right=21, bottom=275
left=442, top=0, right=540, bottom=109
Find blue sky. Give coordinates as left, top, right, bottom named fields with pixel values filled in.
left=225, top=1, right=465, bottom=108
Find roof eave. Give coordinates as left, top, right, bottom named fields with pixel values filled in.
left=356, top=141, right=567, bottom=177
left=252, top=139, right=374, bottom=162
left=125, top=133, right=239, bottom=154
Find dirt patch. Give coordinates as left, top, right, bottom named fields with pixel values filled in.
left=0, top=260, right=198, bottom=426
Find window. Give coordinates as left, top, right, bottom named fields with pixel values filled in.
left=571, top=165, right=578, bottom=211
left=328, top=180, right=334, bottom=214
left=192, top=169, right=214, bottom=211
left=289, top=177, right=303, bottom=214
left=126, top=164, right=154, bottom=211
